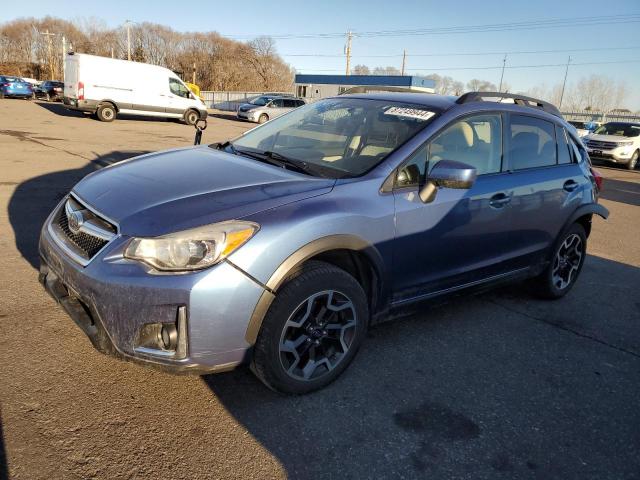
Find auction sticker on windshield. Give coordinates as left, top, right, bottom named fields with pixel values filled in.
left=384, top=107, right=435, bottom=121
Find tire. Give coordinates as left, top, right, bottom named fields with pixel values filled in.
left=45, top=93, right=51, bottom=102
left=251, top=261, right=369, bottom=394
left=184, top=109, right=199, bottom=126
left=530, top=223, right=587, bottom=299
left=627, top=150, right=638, bottom=170
left=258, top=113, right=269, bottom=124
left=0, top=92, right=4, bottom=99
left=96, top=103, right=116, bottom=122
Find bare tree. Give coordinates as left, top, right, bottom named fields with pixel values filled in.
left=467, top=78, right=497, bottom=92
left=351, top=64, right=370, bottom=75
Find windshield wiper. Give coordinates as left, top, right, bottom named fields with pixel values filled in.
left=210, top=141, right=237, bottom=154
left=262, top=151, right=313, bottom=175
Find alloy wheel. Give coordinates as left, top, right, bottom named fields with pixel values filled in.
left=551, top=233, right=583, bottom=290
left=279, top=290, right=357, bottom=381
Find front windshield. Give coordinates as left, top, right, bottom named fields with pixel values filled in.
left=250, top=96, right=275, bottom=106
left=594, top=122, right=640, bottom=137
left=230, top=97, right=437, bottom=177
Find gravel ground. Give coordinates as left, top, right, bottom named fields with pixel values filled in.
left=0, top=99, right=638, bottom=480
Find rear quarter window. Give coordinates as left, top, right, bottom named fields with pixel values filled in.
left=509, top=115, right=557, bottom=170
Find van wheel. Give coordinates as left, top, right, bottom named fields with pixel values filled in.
left=184, top=109, right=199, bottom=126
left=96, top=103, right=116, bottom=122
left=258, top=113, right=269, bottom=124
left=627, top=150, right=638, bottom=170
left=251, top=261, right=369, bottom=394
left=530, top=223, right=587, bottom=299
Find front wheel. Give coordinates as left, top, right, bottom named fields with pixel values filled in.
left=258, top=113, right=269, bottom=124
left=627, top=150, right=638, bottom=170
left=251, top=261, right=369, bottom=394
left=184, top=109, right=199, bottom=126
left=530, top=223, right=587, bottom=299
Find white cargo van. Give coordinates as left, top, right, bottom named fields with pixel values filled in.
left=63, top=53, right=207, bottom=124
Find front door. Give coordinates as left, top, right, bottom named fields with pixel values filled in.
left=166, top=77, right=193, bottom=116
left=392, top=113, right=517, bottom=302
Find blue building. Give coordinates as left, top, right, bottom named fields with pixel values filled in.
left=294, top=74, right=435, bottom=100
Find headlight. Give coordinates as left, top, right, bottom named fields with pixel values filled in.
left=617, top=141, right=633, bottom=147
left=124, top=221, right=258, bottom=271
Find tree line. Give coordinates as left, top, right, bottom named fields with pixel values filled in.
left=0, top=16, right=294, bottom=92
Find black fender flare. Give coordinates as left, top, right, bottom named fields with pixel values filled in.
left=244, top=234, right=387, bottom=345
left=568, top=203, right=609, bottom=225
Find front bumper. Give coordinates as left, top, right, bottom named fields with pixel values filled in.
left=236, top=110, right=258, bottom=122
left=586, top=147, right=635, bottom=164
left=38, top=207, right=265, bottom=374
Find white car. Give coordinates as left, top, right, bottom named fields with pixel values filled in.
left=584, top=122, right=640, bottom=170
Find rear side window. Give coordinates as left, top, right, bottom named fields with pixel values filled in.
left=556, top=126, right=572, bottom=165
left=509, top=115, right=556, bottom=170
left=283, top=99, right=296, bottom=108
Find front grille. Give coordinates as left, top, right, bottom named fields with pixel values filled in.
left=586, top=140, right=618, bottom=150
left=56, top=208, right=109, bottom=258
left=49, top=196, right=117, bottom=265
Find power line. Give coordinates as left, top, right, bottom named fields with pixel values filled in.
left=221, top=14, right=640, bottom=40
left=294, top=59, right=640, bottom=73
left=281, top=45, right=640, bottom=58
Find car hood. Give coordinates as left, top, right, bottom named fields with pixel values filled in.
left=586, top=134, right=635, bottom=143
left=72, top=146, right=335, bottom=237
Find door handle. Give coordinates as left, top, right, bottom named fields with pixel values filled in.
left=489, top=193, right=511, bottom=208
left=563, top=180, right=579, bottom=192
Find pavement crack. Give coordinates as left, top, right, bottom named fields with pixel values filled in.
left=484, top=297, right=640, bottom=359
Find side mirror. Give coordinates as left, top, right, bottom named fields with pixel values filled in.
left=419, top=160, right=477, bottom=203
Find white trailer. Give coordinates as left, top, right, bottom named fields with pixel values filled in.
left=63, top=53, right=207, bottom=124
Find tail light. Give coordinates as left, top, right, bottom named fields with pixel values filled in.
left=590, top=167, right=603, bottom=192
left=1, top=83, right=9, bottom=87
left=77, top=81, right=84, bottom=100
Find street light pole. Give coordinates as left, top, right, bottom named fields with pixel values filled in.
left=401, top=49, right=407, bottom=76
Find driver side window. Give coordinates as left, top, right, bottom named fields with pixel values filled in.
left=169, top=78, right=190, bottom=99
left=395, top=113, right=503, bottom=188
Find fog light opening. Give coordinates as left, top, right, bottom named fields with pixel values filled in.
left=159, top=324, right=178, bottom=351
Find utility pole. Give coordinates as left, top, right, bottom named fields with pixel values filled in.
left=40, top=30, right=56, bottom=79
left=559, top=55, right=572, bottom=110
left=61, top=35, right=66, bottom=79
left=401, top=49, right=407, bottom=76
left=125, top=20, right=133, bottom=61
left=498, top=54, right=507, bottom=92
left=345, top=31, right=353, bottom=75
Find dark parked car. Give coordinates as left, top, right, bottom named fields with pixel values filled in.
left=34, top=80, right=64, bottom=101
left=39, top=91, right=608, bottom=394
left=0, top=75, right=33, bottom=99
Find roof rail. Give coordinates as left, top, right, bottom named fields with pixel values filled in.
left=456, top=91, right=562, bottom=117
left=339, top=85, right=434, bottom=95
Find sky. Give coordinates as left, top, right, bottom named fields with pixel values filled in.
left=2, top=0, right=639, bottom=109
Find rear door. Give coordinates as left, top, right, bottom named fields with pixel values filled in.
left=504, top=114, right=585, bottom=267
left=64, top=55, right=79, bottom=99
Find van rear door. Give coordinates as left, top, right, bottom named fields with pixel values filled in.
left=64, top=54, right=79, bottom=99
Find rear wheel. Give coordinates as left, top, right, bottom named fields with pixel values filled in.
left=251, top=261, right=369, bottom=394
left=45, top=92, right=51, bottom=102
left=258, top=113, right=269, bottom=124
left=184, top=109, right=199, bottom=126
left=96, top=103, right=116, bottom=122
left=530, top=223, right=587, bottom=299
left=627, top=150, right=638, bottom=170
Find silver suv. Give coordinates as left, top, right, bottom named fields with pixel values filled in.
left=237, top=95, right=306, bottom=124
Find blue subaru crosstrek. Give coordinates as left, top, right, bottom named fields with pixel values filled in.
left=39, top=91, right=608, bottom=394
